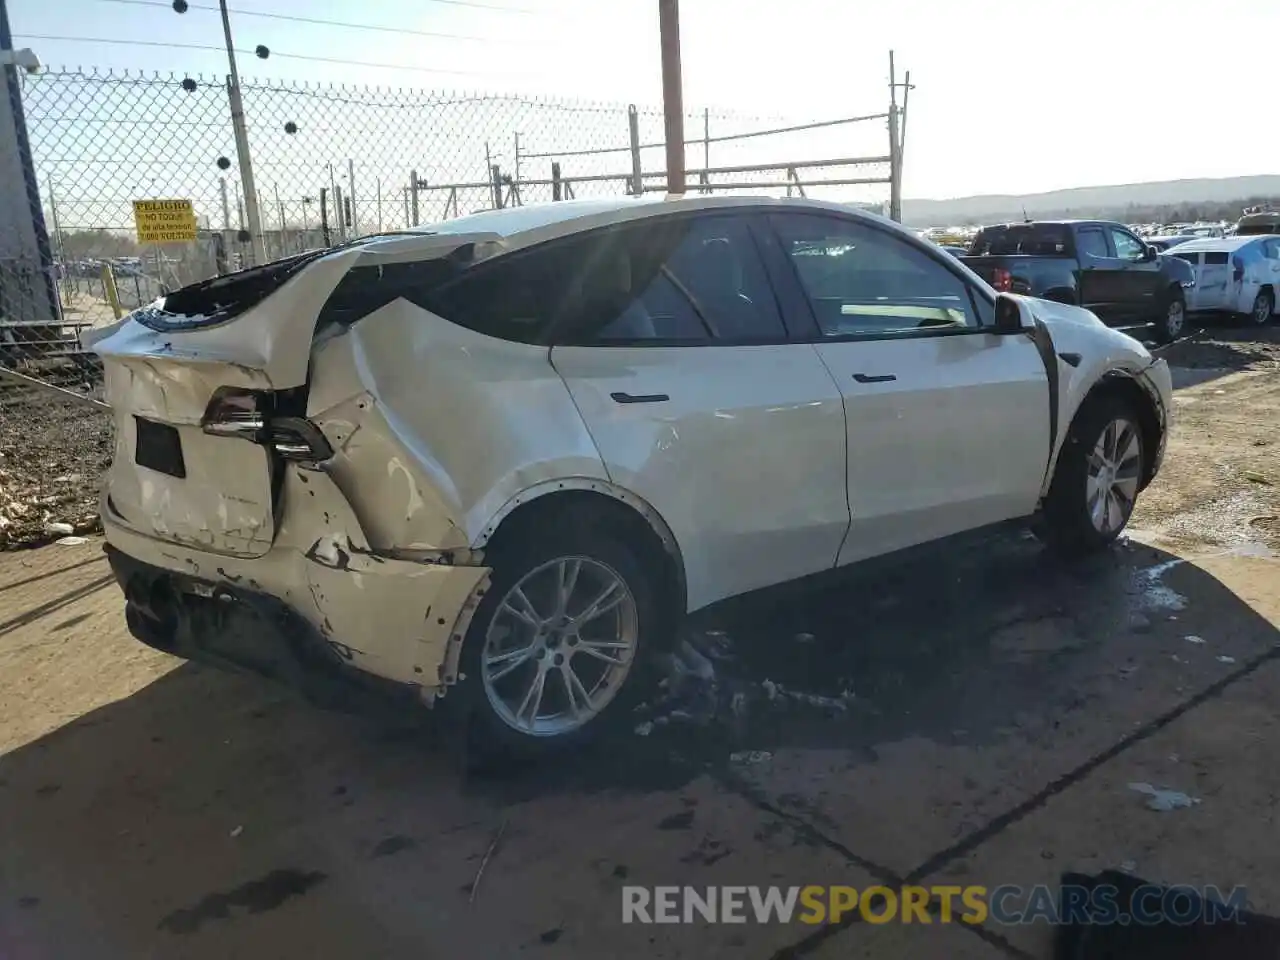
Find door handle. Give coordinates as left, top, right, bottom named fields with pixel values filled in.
left=852, top=373, right=896, bottom=384
left=610, top=391, right=669, bottom=404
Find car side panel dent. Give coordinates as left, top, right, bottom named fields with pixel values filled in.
left=306, top=300, right=609, bottom=554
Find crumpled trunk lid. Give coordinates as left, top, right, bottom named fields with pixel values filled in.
left=88, top=231, right=502, bottom=558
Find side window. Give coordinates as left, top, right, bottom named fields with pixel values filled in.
left=1204, top=251, right=1229, bottom=265
left=1110, top=228, right=1145, bottom=261
left=589, top=216, right=786, bottom=343
left=769, top=214, right=978, bottom=337
left=1262, top=240, right=1279, bottom=260
left=1076, top=228, right=1110, bottom=259
left=1173, top=251, right=1200, bottom=267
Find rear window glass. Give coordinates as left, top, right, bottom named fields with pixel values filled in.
left=968, top=225, right=1070, bottom=256
left=137, top=251, right=327, bottom=331
left=1173, top=252, right=1199, bottom=265
left=1204, top=252, right=1229, bottom=265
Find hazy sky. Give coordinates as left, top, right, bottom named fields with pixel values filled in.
left=10, top=0, right=1279, bottom=199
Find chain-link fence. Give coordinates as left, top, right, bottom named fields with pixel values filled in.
left=0, top=65, right=898, bottom=547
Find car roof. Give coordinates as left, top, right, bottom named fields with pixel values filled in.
left=1169, top=236, right=1263, bottom=253
left=404, top=194, right=900, bottom=253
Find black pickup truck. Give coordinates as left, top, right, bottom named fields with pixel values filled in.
left=961, top=220, right=1196, bottom=343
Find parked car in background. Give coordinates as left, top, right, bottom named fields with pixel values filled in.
left=1236, top=211, right=1280, bottom=236
left=962, top=220, right=1195, bottom=342
left=88, top=195, right=1172, bottom=752
left=1145, top=234, right=1197, bottom=253
left=1169, top=236, right=1280, bottom=324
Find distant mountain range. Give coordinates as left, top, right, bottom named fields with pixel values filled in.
left=903, top=175, right=1280, bottom=226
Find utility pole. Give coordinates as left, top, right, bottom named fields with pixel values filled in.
left=658, top=0, right=685, bottom=194
left=217, top=1, right=266, bottom=263
left=887, top=50, right=901, bottom=223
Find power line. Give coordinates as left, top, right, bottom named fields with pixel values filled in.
left=91, top=0, right=530, bottom=40
left=16, top=34, right=514, bottom=78
left=94, top=0, right=533, bottom=19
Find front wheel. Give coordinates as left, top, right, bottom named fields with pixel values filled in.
left=1152, top=290, right=1186, bottom=344
left=1039, top=394, right=1145, bottom=555
left=452, top=524, right=659, bottom=756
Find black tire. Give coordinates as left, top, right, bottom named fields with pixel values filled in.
left=1152, top=288, right=1186, bottom=344
left=1039, top=392, right=1145, bottom=556
left=449, top=520, right=662, bottom=759
left=1247, top=289, right=1274, bottom=327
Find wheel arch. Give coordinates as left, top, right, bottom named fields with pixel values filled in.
left=1051, top=370, right=1165, bottom=495
left=473, top=479, right=688, bottom=617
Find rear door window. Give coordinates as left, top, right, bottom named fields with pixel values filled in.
left=1075, top=228, right=1110, bottom=259
left=1204, top=252, right=1230, bottom=265
left=588, top=215, right=787, bottom=344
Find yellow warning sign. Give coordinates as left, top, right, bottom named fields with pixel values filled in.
left=132, top=198, right=198, bottom=243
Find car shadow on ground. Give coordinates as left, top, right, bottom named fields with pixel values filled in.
left=3, top=533, right=1278, bottom=957
left=4, top=533, right=1274, bottom=803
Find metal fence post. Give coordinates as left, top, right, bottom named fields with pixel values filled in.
left=628, top=104, right=642, bottom=196
left=409, top=169, right=420, bottom=227
left=490, top=163, right=503, bottom=209
left=552, top=161, right=562, bottom=201
left=319, top=186, right=331, bottom=247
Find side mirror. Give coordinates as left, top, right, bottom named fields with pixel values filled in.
left=1141, top=244, right=1158, bottom=262
left=992, top=293, right=1029, bottom=334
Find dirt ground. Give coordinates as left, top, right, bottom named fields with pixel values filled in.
left=1, top=326, right=1278, bottom=959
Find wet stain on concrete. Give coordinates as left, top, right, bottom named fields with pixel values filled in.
left=538, top=927, right=564, bottom=945
left=157, top=869, right=327, bottom=934
left=657, top=810, right=695, bottom=831
left=371, top=835, right=416, bottom=858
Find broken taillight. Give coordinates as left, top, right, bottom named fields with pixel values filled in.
left=991, top=267, right=1013, bottom=292
left=202, top=388, right=333, bottom=463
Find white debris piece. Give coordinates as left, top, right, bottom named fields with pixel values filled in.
left=230, top=825, right=244, bottom=837
left=1128, top=782, right=1201, bottom=812
left=55, top=536, right=89, bottom=546
left=1184, top=635, right=1206, bottom=644
left=1217, top=655, right=1237, bottom=664
left=729, top=750, right=773, bottom=765
left=43, top=521, right=74, bottom=536
left=634, top=721, right=653, bottom=737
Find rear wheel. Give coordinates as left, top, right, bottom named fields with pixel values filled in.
left=453, top=523, right=659, bottom=756
left=1039, top=393, right=1145, bottom=555
left=1152, top=290, right=1185, bottom=344
left=1248, top=289, right=1274, bottom=326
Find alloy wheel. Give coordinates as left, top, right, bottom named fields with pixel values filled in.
left=1253, top=293, right=1272, bottom=325
left=1166, top=299, right=1185, bottom=338
left=1086, top=417, right=1141, bottom=535
left=481, top=556, right=638, bottom=737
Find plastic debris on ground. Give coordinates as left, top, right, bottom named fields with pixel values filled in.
left=1217, top=655, right=1237, bottom=664
left=729, top=750, right=773, bottom=765
left=1128, top=782, right=1201, bottom=812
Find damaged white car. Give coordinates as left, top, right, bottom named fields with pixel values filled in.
left=91, top=196, right=1172, bottom=751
